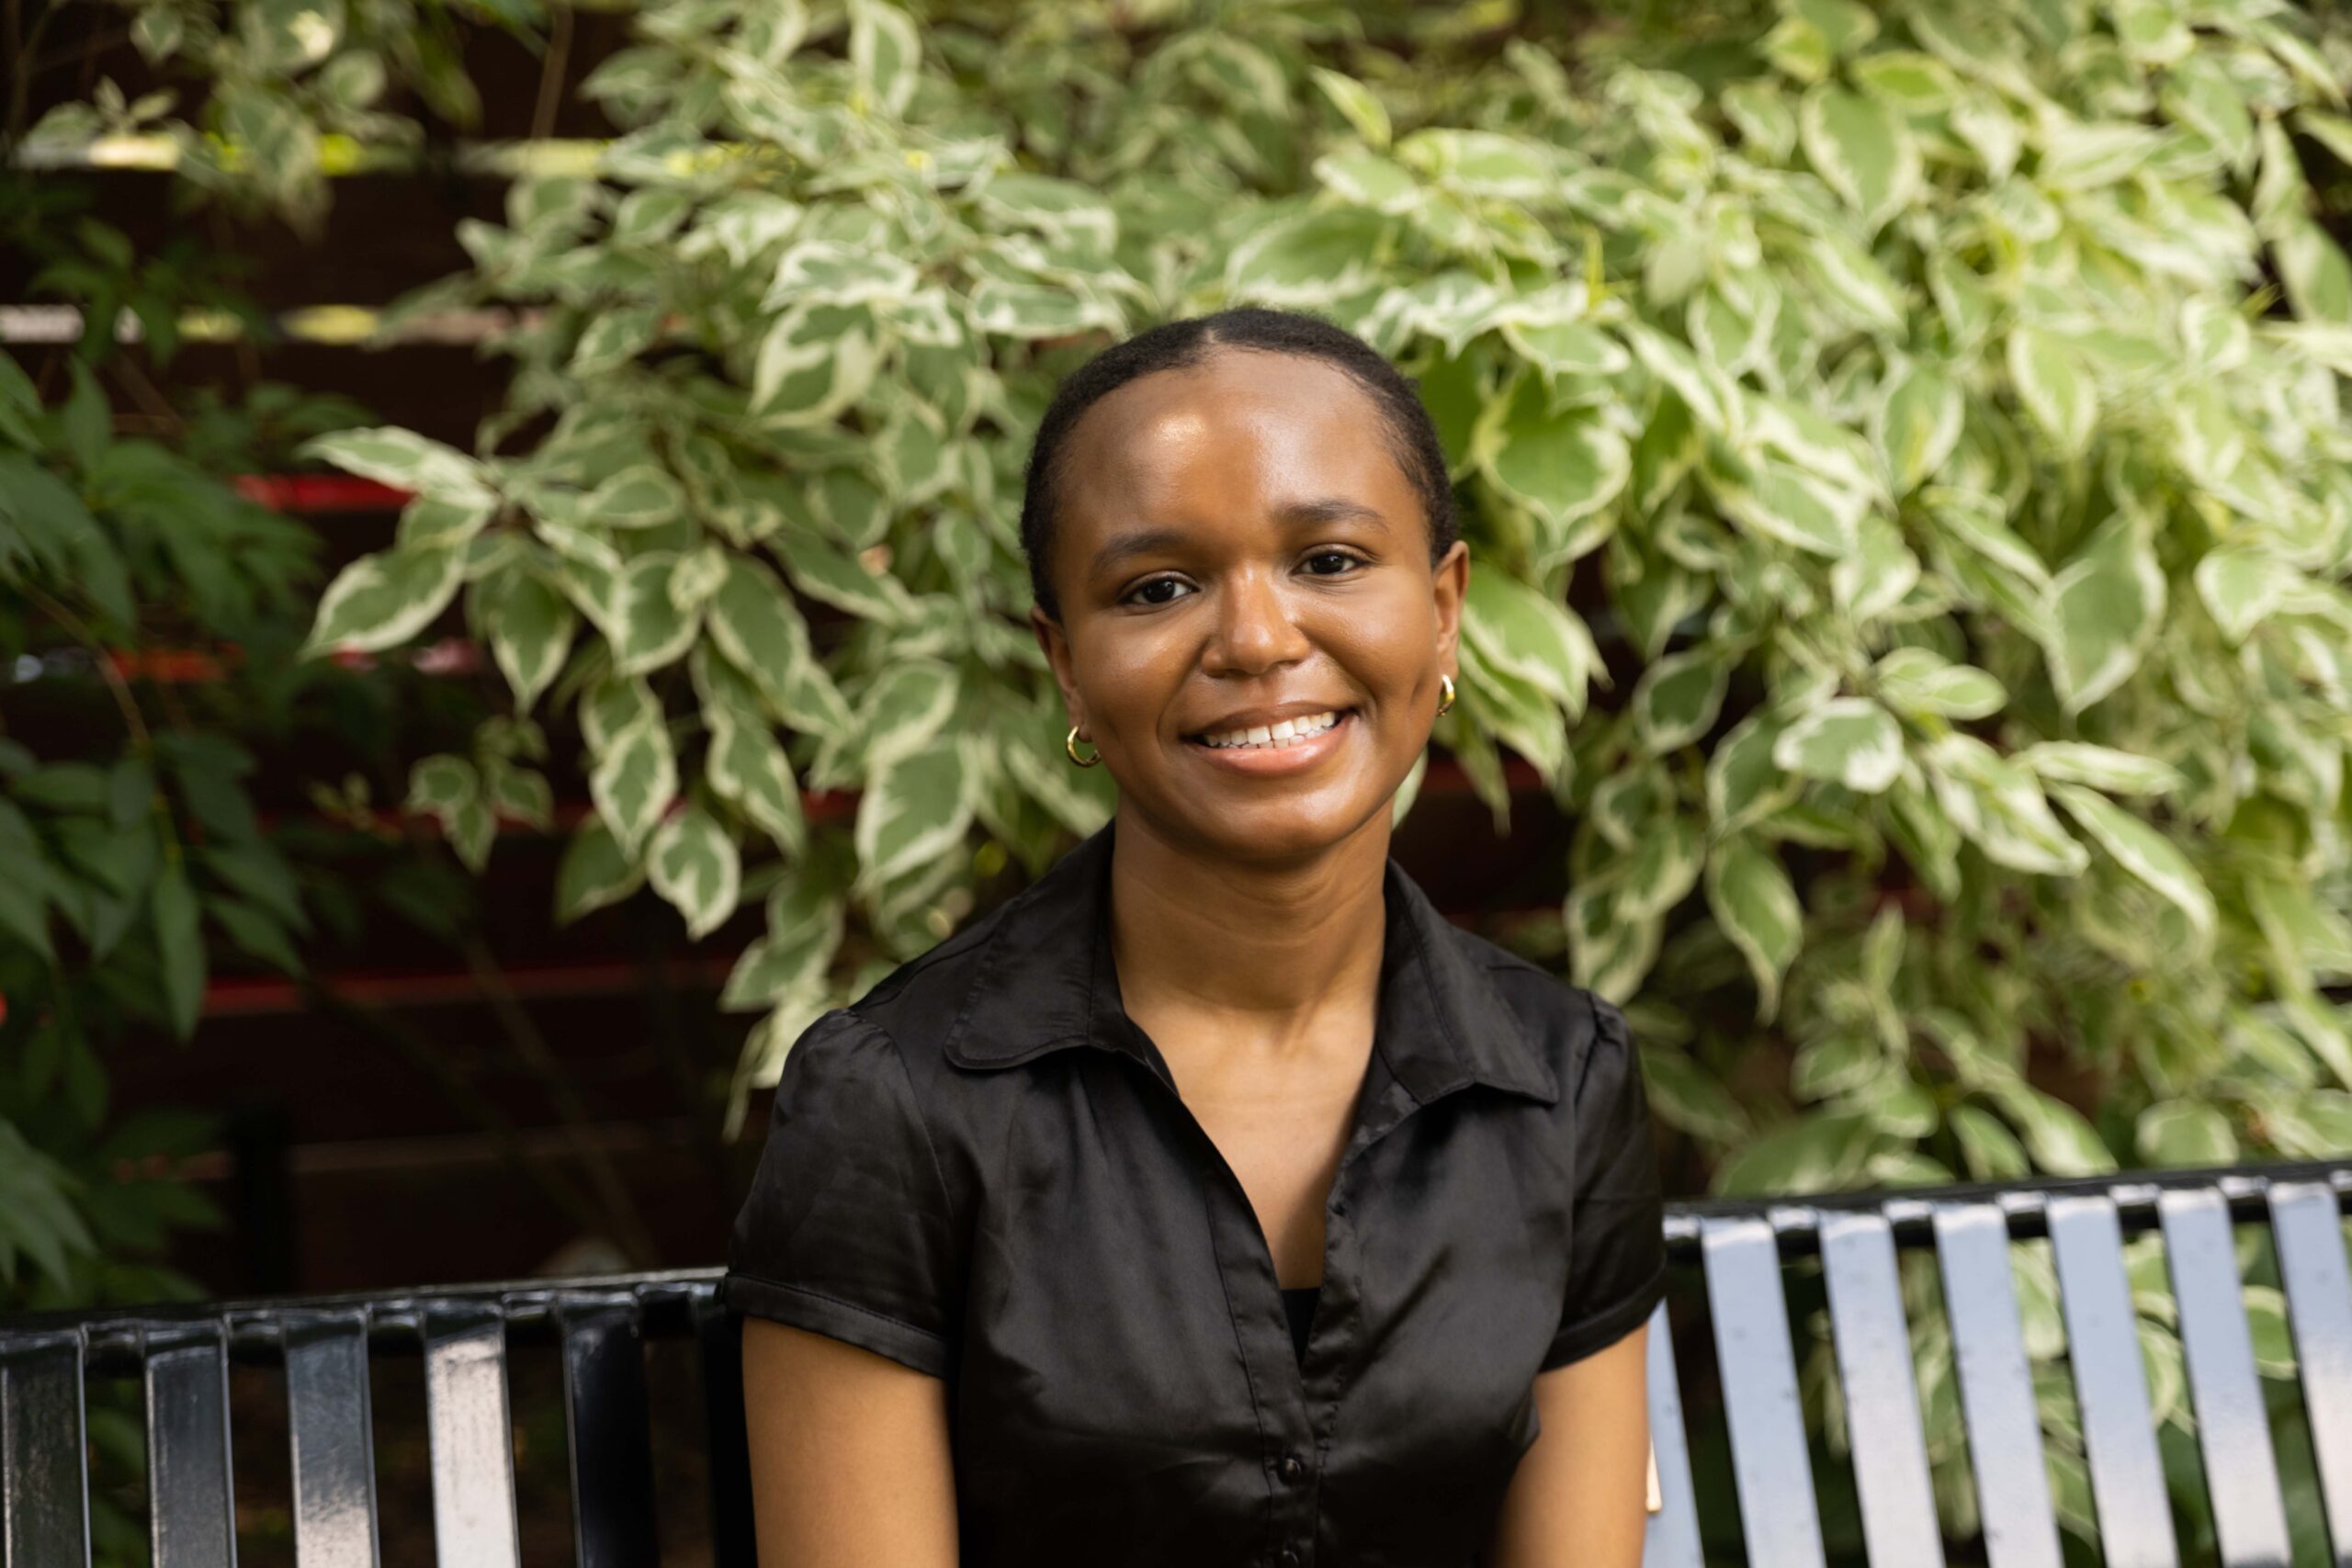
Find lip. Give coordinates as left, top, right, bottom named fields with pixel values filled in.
left=1184, top=707, right=1356, bottom=776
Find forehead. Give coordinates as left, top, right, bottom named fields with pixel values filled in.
left=1057, top=348, right=1417, bottom=523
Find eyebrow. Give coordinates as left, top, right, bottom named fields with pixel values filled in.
left=1088, top=498, right=1389, bottom=581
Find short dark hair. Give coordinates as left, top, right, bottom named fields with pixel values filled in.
left=1017, top=306, right=1459, bottom=624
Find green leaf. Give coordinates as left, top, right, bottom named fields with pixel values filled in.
left=1308, top=68, right=1391, bottom=149
left=302, top=542, right=467, bottom=656
left=405, top=753, right=477, bottom=824
left=771, top=529, right=910, bottom=625
left=2006, top=326, right=2098, bottom=457
left=2014, top=742, right=2183, bottom=795
left=1951, top=1102, right=2031, bottom=1180
left=0, top=1118, right=95, bottom=1287
left=587, top=465, right=684, bottom=529
left=589, top=708, right=677, bottom=859
left=1632, top=646, right=1731, bottom=753
left=487, top=570, right=579, bottom=713
left=752, top=302, right=881, bottom=423
left=1706, top=709, right=1802, bottom=834
left=707, top=558, right=854, bottom=739
left=847, top=0, right=922, bottom=117
left=1801, top=84, right=1917, bottom=232
left=1831, top=516, right=1920, bottom=624
left=1313, top=149, right=1421, bottom=213
left=1991, top=1083, right=2116, bottom=1176
left=966, top=278, right=1122, bottom=340
left=1705, top=834, right=1804, bottom=1022
left=1722, top=80, right=1797, bottom=159
left=1772, top=697, right=1905, bottom=793
left=707, top=711, right=807, bottom=856
left=301, top=427, right=493, bottom=504
left=554, top=818, right=645, bottom=923
left=610, top=552, right=702, bottom=676
left=1227, top=207, right=1391, bottom=307
left=1479, top=375, right=1630, bottom=552
left=1871, top=359, right=1963, bottom=495
left=648, top=805, right=741, bottom=940
left=1872, top=647, right=2006, bottom=720
left=152, top=856, right=204, bottom=1042
left=2042, top=512, right=2165, bottom=715
left=2278, top=217, right=2352, bottom=325
left=1712, top=1110, right=1877, bottom=1195
left=2049, top=784, right=2216, bottom=949
left=2137, top=1100, right=2237, bottom=1167
left=2193, top=546, right=2301, bottom=646
left=1461, top=570, right=1599, bottom=717
left=858, top=659, right=959, bottom=768
left=854, top=743, right=971, bottom=889
left=1709, top=455, right=1861, bottom=558
left=1923, top=733, right=2089, bottom=877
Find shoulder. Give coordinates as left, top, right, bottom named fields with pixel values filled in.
left=825, top=872, right=1054, bottom=1100
left=1443, top=920, right=1630, bottom=1105
left=842, top=899, right=1010, bottom=1051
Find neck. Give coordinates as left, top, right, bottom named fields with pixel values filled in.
left=1105, top=806, right=1390, bottom=1057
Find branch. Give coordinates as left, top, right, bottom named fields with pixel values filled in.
left=459, top=931, right=667, bottom=1268
left=22, top=582, right=149, bottom=750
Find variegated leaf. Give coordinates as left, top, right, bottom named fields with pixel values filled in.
left=648, top=805, right=741, bottom=940
left=1772, top=697, right=1905, bottom=793
left=2049, top=784, right=2215, bottom=948
left=303, top=542, right=467, bottom=656
left=1705, top=834, right=1804, bottom=1022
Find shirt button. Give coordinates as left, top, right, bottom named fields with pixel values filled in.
left=1278, top=1451, right=1306, bottom=1484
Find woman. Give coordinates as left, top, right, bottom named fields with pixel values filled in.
left=723, top=307, right=1668, bottom=1567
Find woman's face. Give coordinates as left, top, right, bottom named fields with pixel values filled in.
left=1032, top=346, right=1467, bottom=865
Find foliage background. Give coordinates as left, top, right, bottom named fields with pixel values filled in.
left=10, top=0, right=2352, bottom=1561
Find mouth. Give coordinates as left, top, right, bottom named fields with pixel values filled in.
left=1182, top=706, right=1357, bottom=772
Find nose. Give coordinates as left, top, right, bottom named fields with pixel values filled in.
left=1201, top=566, right=1312, bottom=677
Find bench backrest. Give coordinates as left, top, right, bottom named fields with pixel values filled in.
left=3, top=1159, right=2346, bottom=1565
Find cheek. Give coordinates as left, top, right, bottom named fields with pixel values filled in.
left=1073, top=628, right=1186, bottom=731
left=1308, top=583, right=1435, bottom=696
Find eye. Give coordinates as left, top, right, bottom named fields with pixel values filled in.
left=1122, top=575, right=1193, bottom=608
left=1304, top=548, right=1366, bottom=576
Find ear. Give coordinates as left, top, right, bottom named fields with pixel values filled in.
left=1031, top=605, right=1084, bottom=732
left=1431, top=538, right=1468, bottom=682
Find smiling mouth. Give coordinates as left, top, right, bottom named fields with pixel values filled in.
left=1184, top=707, right=1355, bottom=751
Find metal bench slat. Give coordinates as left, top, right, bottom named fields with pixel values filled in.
left=282, top=1309, right=380, bottom=1568
left=1701, top=1214, right=1826, bottom=1568
left=1, top=1332, right=91, bottom=1567
left=2047, top=1194, right=2177, bottom=1568
left=557, top=1296, right=659, bottom=1568
left=144, top=1321, right=237, bottom=1568
left=1933, top=1201, right=2065, bottom=1568
left=1641, top=1295, right=1702, bottom=1568
left=696, top=1290, right=756, bottom=1568
left=2160, top=1186, right=2293, bottom=1567
left=422, top=1302, right=522, bottom=1568
left=1819, top=1209, right=1946, bottom=1567
left=2267, top=1179, right=2352, bottom=1563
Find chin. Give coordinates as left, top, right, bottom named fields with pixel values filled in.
left=1162, top=792, right=1392, bottom=866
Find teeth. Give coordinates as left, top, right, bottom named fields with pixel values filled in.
left=1199, top=710, right=1341, bottom=750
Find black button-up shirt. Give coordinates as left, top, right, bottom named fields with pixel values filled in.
left=722, top=818, right=1668, bottom=1567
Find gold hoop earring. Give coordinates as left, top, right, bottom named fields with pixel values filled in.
left=1435, top=672, right=1457, bottom=717
left=1066, top=725, right=1101, bottom=767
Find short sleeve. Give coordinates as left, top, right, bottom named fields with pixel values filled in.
left=721, top=1009, right=958, bottom=1378
left=1541, top=993, right=1668, bottom=1371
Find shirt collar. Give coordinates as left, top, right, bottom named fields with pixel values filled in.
left=938, top=818, right=1561, bottom=1107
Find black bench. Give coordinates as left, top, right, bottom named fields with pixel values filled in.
left=3, top=1157, right=2346, bottom=1565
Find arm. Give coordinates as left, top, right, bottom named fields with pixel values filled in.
left=1485, top=1322, right=1651, bottom=1568
left=742, top=1317, right=960, bottom=1568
